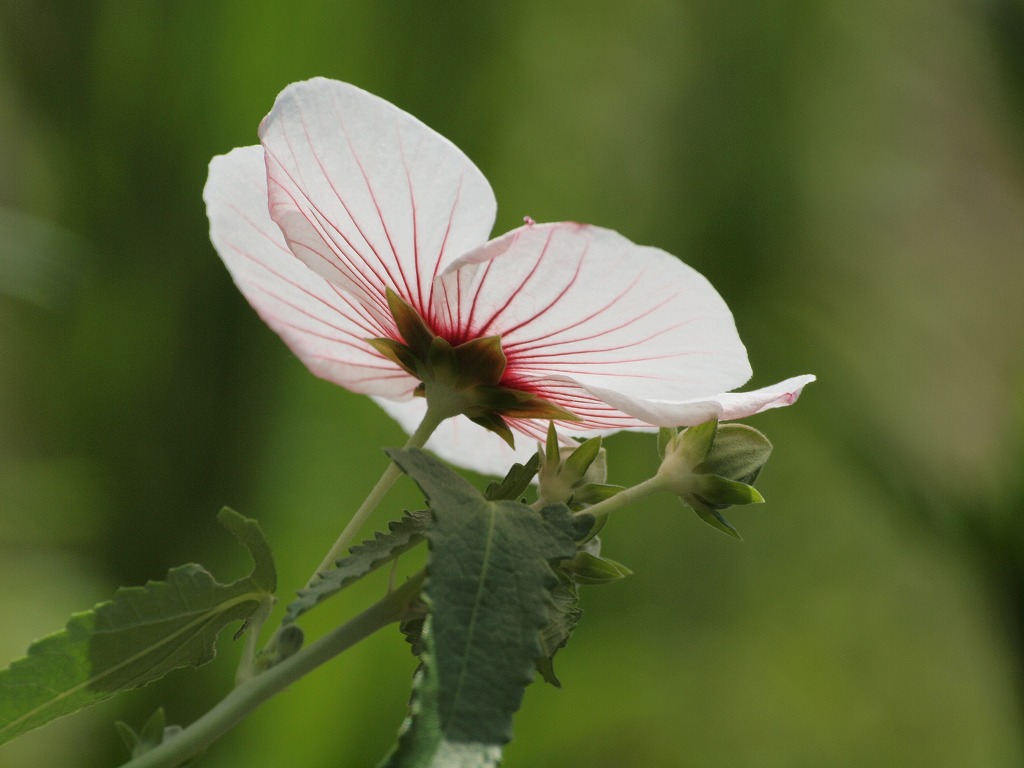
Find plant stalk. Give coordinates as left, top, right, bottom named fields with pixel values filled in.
left=120, top=571, right=426, bottom=768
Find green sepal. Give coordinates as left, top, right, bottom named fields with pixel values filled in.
left=575, top=512, right=605, bottom=546
left=366, top=337, right=420, bottom=378
left=562, top=552, right=633, bottom=585
left=694, top=474, right=765, bottom=508
left=562, top=437, right=603, bottom=483
left=469, top=412, right=516, bottom=448
left=425, top=335, right=459, bottom=380
left=657, top=426, right=678, bottom=459
left=680, top=418, right=718, bottom=466
left=253, top=625, right=305, bottom=673
left=699, top=423, right=773, bottom=484
left=115, top=708, right=181, bottom=760
left=544, top=422, right=561, bottom=467
left=472, top=385, right=579, bottom=422
left=688, top=498, right=742, bottom=540
left=386, top=287, right=434, bottom=358
left=484, top=452, right=541, bottom=501
left=453, top=335, right=507, bottom=388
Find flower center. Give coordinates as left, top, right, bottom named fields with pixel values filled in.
left=366, top=288, right=578, bottom=446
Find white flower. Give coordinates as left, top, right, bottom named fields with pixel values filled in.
left=204, top=78, right=813, bottom=475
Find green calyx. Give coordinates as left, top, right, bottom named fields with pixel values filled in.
left=367, top=289, right=578, bottom=446
left=656, top=420, right=773, bottom=539
left=538, top=423, right=625, bottom=510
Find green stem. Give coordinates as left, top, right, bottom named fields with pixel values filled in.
left=310, top=403, right=447, bottom=579
left=119, top=572, right=426, bottom=768
left=577, top=475, right=667, bottom=519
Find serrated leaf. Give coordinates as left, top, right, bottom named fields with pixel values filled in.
left=483, top=453, right=540, bottom=501
left=382, top=449, right=578, bottom=766
left=536, top=576, right=582, bottom=687
left=0, top=508, right=275, bottom=746
left=283, top=510, right=431, bottom=625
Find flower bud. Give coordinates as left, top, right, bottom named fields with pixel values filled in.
left=537, top=423, right=623, bottom=510
left=656, top=420, right=772, bottom=538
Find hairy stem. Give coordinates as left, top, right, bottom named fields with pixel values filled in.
left=311, top=403, right=447, bottom=579
left=577, top=475, right=667, bottom=519
left=119, top=571, right=426, bottom=768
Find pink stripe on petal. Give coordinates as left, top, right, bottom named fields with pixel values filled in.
left=437, top=222, right=753, bottom=402
left=205, top=145, right=417, bottom=398
left=259, top=78, right=496, bottom=319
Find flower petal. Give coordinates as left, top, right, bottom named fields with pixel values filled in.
left=204, top=145, right=418, bottom=398
left=576, top=374, right=817, bottom=426
left=259, top=78, right=496, bottom=326
left=432, top=222, right=753, bottom=402
left=373, top=396, right=543, bottom=476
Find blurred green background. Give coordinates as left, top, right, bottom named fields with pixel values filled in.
left=2, top=1, right=1023, bottom=766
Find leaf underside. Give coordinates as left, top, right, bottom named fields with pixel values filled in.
left=283, top=509, right=431, bottom=626
left=381, top=449, right=578, bottom=767
left=0, top=508, right=275, bottom=746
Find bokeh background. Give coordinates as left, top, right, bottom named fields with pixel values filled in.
left=2, top=2, right=1023, bottom=766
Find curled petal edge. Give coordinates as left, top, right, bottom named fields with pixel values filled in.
left=572, top=374, right=816, bottom=427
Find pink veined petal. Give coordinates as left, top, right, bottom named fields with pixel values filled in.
left=372, top=397, right=544, bottom=477
left=432, top=222, right=753, bottom=402
left=374, top=374, right=815, bottom=475
left=577, top=374, right=817, bottom=426
left=259, top=78, right=497, bottom=324
left=204, top=145, right=418, bottom=399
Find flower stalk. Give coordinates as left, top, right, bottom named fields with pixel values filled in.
left=310, top=403, right=450, bottom=580
left=119, top=572, right=426, bottom=768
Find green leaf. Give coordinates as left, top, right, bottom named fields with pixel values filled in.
left=484, top=452, right=540, bottom=501
left=283, top=510, right=431, bottom=625
left=0, top=508, right=275, bottom=746
left=382, top=449, right=578, bottom=766
left=700, top=423, right=772, bottom=484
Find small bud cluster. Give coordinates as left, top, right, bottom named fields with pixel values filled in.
left=655, top=419, right=772, bottom=538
